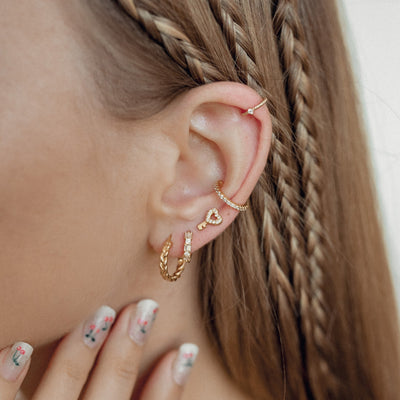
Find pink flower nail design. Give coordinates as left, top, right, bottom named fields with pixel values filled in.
left=183, top=352, right=194, bottom=367
left=83, top=305, right=116, bottom=348
left=0, top=342, right=33, bottom=382
left=137, top=318, right=149, bottom=334
left=12, top=345, right=26, bottom=366
left=128, top=299, right=159, bottom=346
left=172, top=343, right=199, bottom=386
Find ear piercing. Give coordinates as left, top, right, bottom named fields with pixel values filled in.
left=241, top=97, right=268, bottom=116
left=197, top=207, right=223, bottom=230
left=197, top=181, right=248, bottom=230
left=160, top=231, right=192, bottom=282
left=159, top=180, right=250, bottom=282
left=159, top=94, right=260, bottom=281
left=214, top=180, right=249, bottom=211
left=159, top=97, right=260, bottom=281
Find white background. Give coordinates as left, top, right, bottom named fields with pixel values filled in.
left=339, top=1, right=400, bottom=308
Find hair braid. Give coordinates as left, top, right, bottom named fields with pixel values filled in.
left=210, top=0, right=322, bottom=393
left=117, top=0, right=301, bottom=323
left=115, top=0, right=331, bottom=397
left=272, top=0, right=340, bottom=397
left=118, top=0, right=225, bottom=83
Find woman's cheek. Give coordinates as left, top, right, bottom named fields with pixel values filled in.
left=0, top=122, right=123, bottom=348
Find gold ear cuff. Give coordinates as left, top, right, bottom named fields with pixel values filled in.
left=197, top=180, right=248, bottom=231
left=159, top=180, right=250, bottom=282
left=213, top=180, right=249, bottom=211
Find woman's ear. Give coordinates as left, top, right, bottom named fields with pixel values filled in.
left=147, top=81, right=272, bottom=257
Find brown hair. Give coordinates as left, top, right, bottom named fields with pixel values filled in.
left=78, top=0, right=400, bottom=398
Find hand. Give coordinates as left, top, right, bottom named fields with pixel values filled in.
left=0, top=300, right=198, bottom=400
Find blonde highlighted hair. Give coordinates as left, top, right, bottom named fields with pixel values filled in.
left=79, top=0, right=400, bottom=398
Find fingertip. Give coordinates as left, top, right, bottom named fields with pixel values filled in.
left=171, top=343, right=199, bottom=386
left=0, top=342, right=33, bottom=383
left=140, top=343, right=199, bottom=400
left=0, top=342, right=33, bottom=399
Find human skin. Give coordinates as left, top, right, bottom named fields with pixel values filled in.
left=0, top=1, right=272, bottom=399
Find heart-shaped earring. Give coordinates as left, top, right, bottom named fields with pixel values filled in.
left=197, top=208, right=223, bottom=231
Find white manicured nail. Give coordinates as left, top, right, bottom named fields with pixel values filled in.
left=82, top=305, right=116, bottom=348
left=0, top=341, right=33, bottom=381
left=128, top=299, right=159, bottom=346
left=172, top=343, right=199, bottom=386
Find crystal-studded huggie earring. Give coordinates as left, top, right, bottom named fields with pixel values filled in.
left=214, top=180, right=249, bottom=211
left=159, top=231, right=192, bottom=282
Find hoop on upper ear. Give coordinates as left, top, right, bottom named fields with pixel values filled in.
left=241, top=98, right=268, bottom=116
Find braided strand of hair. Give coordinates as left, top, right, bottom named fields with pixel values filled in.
left=118, top=0, right=226, bottom=83
left=209, top=0, right=314, bottom=397
left=117, top=0, right=297, bottom=319
left=272, top=0, right=339, bottom=397
left=116, top=0, right=326, bottom=397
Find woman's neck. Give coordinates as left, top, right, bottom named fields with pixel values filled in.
left=18, top=257, right=252, bottom=400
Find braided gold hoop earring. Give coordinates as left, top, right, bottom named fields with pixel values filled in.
left=241, top=98, right=268, bottom=115
left=214, top=180, right=249, bottom=211
left=159, top=231, right=192, bottom=282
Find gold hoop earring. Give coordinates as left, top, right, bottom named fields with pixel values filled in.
left=159, top=231, right=192, bottom=282
left=241, top=98, right=268, bottom=115
left=214, top=180, right=249, bottom=211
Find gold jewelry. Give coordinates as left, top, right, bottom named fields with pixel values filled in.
left=197, top=207, right=223, bottom=231
left=159, top=231, right=192, bottom=282
left=214, top=180, right=249, bottom=211
left=241, top=98, right=268, bottom=115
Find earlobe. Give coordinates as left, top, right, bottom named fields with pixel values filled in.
left=147, top=81, right=272, bottom=259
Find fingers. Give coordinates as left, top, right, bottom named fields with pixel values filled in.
left=32, top=305, right=116, bottom=400
left=140, top=343, right=199, bottom=400
left=82, top=299, right=159, bottom=399
left=0, top=341, right=33, bottom=400
left=2, top=301, right=196, bottom=400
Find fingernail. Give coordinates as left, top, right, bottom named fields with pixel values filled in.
left=128, top=299, right=159, bottom=346
left=0, top=342, right=33, bottom=381
left=82, top=305, right=116, bottom=349
left=172, top=343, right=199, bottom=386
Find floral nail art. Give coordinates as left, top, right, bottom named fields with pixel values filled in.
left=182, top=351, right=195, bottom=367
left=172, top=343, right=199, bottom=386
left=82, top=305, right=116, bottom=348
left=11, top=345, right=26, bottom=366
left=0, top=342, right=33, bottom=382
left=128, top=299, right=159, bottom=346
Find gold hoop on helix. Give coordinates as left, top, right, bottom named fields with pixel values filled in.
left=241, top=97, right=268, bottom=116
left=159, top=231, right=192, bottom=282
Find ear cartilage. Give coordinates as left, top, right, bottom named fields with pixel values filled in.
left=197, top=208, right=223, bottom=231
left=241, top=97, right=268, bottom=115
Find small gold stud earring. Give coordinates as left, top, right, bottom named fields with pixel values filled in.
left=159, top=231, right=192, bottom=282
left=197, top=207, right=223, bottom=231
